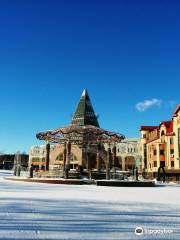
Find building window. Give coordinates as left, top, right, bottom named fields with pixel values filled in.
left=178, top=128, right=180, bottom=158
left=161, top=131, right=165, bottom=143
left=171, top=161, right=174, bottom=168
left=160, top=150, right=165, bottom=155
left=144, top=144, right=147, bottom=168
left=160, top=161, right=165, bottom=167
left=32, top=157, right=41, bottom=163
left=143, top=134, right=146, bottom=138
left=170, top=149, right=174, bottom=154
left=161, top=130, right=165, bottom=136
left=153, top=149, right=157, bottom=155
left=154, top=161, right=157, bottom=167
left=56, top=153, right=63, bottom=161
left=170, top=137, right=174, bottom=144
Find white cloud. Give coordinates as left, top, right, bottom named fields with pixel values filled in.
left=136, top=98, right=162, bottom=112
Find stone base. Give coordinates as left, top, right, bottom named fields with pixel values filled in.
left=5, top=177, right=95, bottom=185
left=96, top=180, right=155, bottom=187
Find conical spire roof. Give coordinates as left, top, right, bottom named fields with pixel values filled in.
left=71, top=89, right=100, bottom=127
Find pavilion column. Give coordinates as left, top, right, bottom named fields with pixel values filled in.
left=65, top=141, right=71, bottom=179
left=121, top=156, right=126, bottom=171
left=85, top=146, right=91, bottom=178
left=106, top=147, right=111, bottom=180
left=84, top=144, right=90, bottom=175
left=96, top=152, right=101, bottom=172
left=63, top=143, right=67, bottom=173
left=112, top=145, right=116, bottom=168
left=46, top=143, right=50, bottom=171
left=86, top=152, right=90, bottom=171
left=96, top=143, right=101, bottom=172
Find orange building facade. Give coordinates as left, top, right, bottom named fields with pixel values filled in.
left=140, top=105, right=180, bottom=181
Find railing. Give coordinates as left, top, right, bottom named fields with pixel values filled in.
left=34, top=170, right=64, bottom=178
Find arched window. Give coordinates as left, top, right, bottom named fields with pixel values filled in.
left=56, top=153, right=63, bottom=161
left=161, top=130, right=165, bottom=136
left=161, top=130, right=165, bottom=143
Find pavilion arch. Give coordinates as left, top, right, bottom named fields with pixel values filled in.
left=125, top=156, right=135, bottom=171
left=50, top=144, right=82, bottom=169
left=116, top=156, right=123, bottom=169
left=98, top=150, right=107, bottom=170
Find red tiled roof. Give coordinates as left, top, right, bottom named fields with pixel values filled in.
left=140, top=105, right=178, bottom=135
left=173, top=104, right=180, bottom=117
left=141, top=121, right=174, bottom=135
left=160, top=120, right=174, bottom=136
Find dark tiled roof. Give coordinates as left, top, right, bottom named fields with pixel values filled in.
left=140, top=126, right=159, bottom=131
left=71, top=89, right=100, bottom=127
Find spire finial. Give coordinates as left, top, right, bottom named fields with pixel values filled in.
left=82, top=89, right=87, bottom=97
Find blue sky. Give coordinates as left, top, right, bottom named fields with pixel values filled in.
left=0, top=0, right=179, bottom=153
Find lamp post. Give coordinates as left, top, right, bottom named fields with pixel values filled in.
left=15, top=151, right=21, bottom=177
left=45, top=142, right=50, bottom=171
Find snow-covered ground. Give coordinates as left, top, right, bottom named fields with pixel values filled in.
left=0, top=170, right=180, bottom=240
